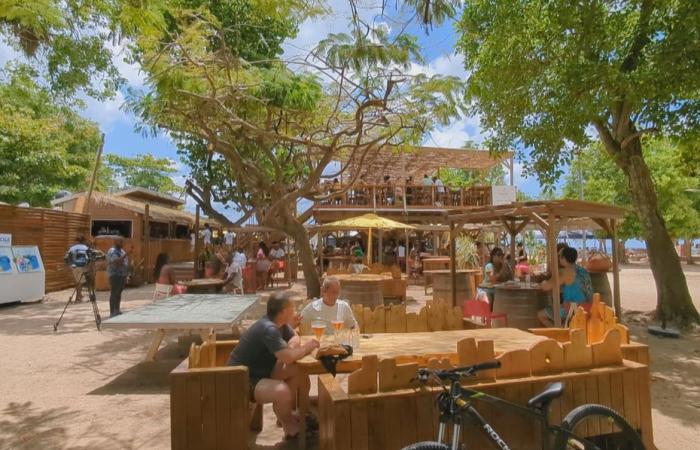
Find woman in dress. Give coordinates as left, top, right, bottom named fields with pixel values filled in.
left=255, top=241, right=272, bottom=291
left=154, top=253, right=187, bottom=294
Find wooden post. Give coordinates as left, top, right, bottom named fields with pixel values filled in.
left=372, top=186, right=377, bottom=210
left=546, top=217, right=561, bottom=327
left=450, top=222, right=457, bottom=307
left=318, top=232, right=324, bottom=273
left=193, top=205, right=200, bottom=279
left=611, top=219, right=621, bottom=317
left=144, top=204, right=151, bottom=283
left=378, top=229, right=383, bottom=265
left=404, top=228, right=410, bottom=276
left=83, top=133, right=104, bottom=214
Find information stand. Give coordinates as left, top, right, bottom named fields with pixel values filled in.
left=0, top=234, right=46, bottom=304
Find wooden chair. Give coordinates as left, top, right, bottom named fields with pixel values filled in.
left=463, top=299, right=507, bottom=327
left=152, top=283, right=171, bottom=302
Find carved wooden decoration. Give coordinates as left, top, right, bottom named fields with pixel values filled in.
left=494, top=349, right=531, bottom=378
left=385, top=304, right=407, bottom=333
left=568, top=293, right=630, bottom=345
left=406, top=307, right=429, bottom=332
left=592, top=329, right=623, bottom=367
left=378, top=358, right=419, bottom=392
left=363, top=306, right=386, bottom=333
left=529, top=339, right=565, bottom=376
left=348, top=355, right=379, bottom=395
left=457, top=338, right=478, bottom=366
left=563, top=328, right=593, bottom=370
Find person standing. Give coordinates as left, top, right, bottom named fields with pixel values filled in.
left=65, top=235, right=91, bottom=303
left=202, top=223, right=212, bottom=248
left=224, top=229, right=235, bottom=250
left=397, top=241, right=406, bottom=271
left=107, top=237, right=128, bottom=317
left=432, top=176, right=445, bottom=206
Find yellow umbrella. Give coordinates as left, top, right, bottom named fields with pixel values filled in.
left=318, top=213, right=415, bottom=263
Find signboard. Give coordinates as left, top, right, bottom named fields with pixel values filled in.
left=0, top=247, right=15, bottom=274
left=0, top=233, right=11, bottom=247
left=492, top=185, right=517, bottom=206
left=12, top=246, right=44, bottom=273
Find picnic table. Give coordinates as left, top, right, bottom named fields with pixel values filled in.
left=102, top=294, right=258, bottom=361
left=180, top=277, right=226, bottom=293
left=297, top=328, right=546, bottom=374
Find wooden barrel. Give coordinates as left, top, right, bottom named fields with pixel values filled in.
left=588, top=271, right=612, bottom=307
left=337, top=275, right=384, bottom=308
left=493, top=285, right=550, bottom=330
left=432, top=272, right=475, bottom=307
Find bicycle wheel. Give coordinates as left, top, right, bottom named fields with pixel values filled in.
left=401, top=442, right=449, bottom=450
left=556, top=404, right=645, bottom=450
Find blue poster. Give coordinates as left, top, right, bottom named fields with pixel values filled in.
left=0, top=247, right=14, bottom=274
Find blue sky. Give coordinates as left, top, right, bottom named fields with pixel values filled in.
left=0, top=1, right=546, bottom=219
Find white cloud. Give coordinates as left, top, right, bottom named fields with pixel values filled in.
left=107, top=42, right=146, bottom=88
left=424, top=116, right=484, bottom=148
left=79, top=90, right=132, bottom=130
left=409, top=53, right=467, bottom=79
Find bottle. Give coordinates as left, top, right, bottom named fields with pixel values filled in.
left=351, top=327, right=360, bottom=350
left=525, top=273, right=531, bottom=288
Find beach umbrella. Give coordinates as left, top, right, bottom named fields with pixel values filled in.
left=317, top=213, right=415, bottom=262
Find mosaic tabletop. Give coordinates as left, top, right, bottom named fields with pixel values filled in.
left=101, top=294, right=259, bottom=330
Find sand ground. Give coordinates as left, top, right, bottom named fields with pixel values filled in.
left=1, top=263, right=698, bottom=450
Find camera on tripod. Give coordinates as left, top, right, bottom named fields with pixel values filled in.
left=55, top=246, right=106, bottom=331
left=65, top=247, right=105, bottom=269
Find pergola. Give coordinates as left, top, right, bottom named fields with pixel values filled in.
left=446, top=200, right=627, bottom=327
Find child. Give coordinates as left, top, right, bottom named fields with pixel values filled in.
left=350, top=257, right=369, bottom=274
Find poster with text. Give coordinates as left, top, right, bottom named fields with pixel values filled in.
left=12, top=246, right=44, bottom=273
left=0, top=247, right=15, bottom=274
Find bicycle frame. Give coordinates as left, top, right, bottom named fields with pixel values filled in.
left=434, top=381, right=584, bottom=450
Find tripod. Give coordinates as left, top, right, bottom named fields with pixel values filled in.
left=53, top=269, right=102, bottom=331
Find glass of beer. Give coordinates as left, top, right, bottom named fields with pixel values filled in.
left=311, top=321, right=326, bottom=344
left=331, top=320, right=344, bottom=344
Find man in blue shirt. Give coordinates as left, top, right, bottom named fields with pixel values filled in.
left=106, top=237, right=128, bottom=317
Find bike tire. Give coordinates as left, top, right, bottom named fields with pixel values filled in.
left=556, top=404, right=645, bottom=450
left=401, top=442, right=450, bottom=450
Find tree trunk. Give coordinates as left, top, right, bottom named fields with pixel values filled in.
left=684, top=238, right=694, bottom=265
left=606, top=132, right=699, bottom=327
left=618, top=240, right=628, bottom=264
left=271, top=208, right=321, bottom=298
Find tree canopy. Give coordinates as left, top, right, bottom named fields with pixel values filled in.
left=104, top=153, right=181, bottom=195
left=457, top=0, right=700, bottom=325
left=0, top=66, right=103, bottom=206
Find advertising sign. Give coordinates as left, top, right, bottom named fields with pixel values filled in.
left=0, top=247, right=15, bottom=274
left=0, top=234, right=11, bottom=247
left=12, top=246, right=44, bottom=273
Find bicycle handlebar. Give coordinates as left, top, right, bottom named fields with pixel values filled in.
left=416, top=360, right=502, bottom=383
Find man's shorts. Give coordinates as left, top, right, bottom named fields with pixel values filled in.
left=72, top=266, right=89, bottom=284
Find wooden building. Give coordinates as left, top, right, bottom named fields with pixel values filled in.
left=52, top=188, right=197, bottom=287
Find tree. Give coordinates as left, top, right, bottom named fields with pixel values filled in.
left=104, top=153, right=181, bottom=195
left=0, top=65, right=103, bottom=206
left=457, top=0, right=700, bottom=326
left=128, top=1, right=465, bottom=296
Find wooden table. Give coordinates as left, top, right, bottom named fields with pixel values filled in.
left=422, top=256, right=451, bottom=271
left=180, top=277, right=226, bottom=293
left=102, top=294, right=258, bottom=361
left=326, top=255, right=352, bottom=269
left=298, top=328, right=546, bottom=374
left=424, top=269, right=480, bottom=305
left=334, top=273, right=390, bottom=308
left=493, top=283, right=550, bottom=329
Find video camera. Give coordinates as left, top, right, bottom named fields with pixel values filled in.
left=64, top=247, right=106, bottom=269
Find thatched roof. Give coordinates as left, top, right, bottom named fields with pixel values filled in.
left=52, top=191, right=196, bottom=224
left=340, top=146, right=513, bottom=183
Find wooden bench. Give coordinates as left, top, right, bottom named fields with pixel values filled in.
left=529, top=294, right=649, bottom=365
left=318, top=329, right=655, bottom=450
left=170, top=337, right=262, bottom=450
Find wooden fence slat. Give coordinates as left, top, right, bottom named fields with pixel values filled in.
left=170, top=374, right=188, bottom=450
left=597, top=372, right=613, bottom=435
left=635, top=365, right=655, bottom=448
left=185, top=374, right=203, bottom=449
left=367, top=399, right=386, bottom=450
left=201, top=372, right=217, bottom=450
left=350, top=399, right=369, bottom=450
left=214, top=372, right=232, bottom=449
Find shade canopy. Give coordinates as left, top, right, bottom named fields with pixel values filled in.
left=317, top=213, right=416, bottom=230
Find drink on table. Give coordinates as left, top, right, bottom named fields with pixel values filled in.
left=331, top=320, right=344, bottom=343
left=311, top=321, right=326, bottom=343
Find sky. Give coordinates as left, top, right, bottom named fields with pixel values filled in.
left=0, top=1, right=547, bottom=220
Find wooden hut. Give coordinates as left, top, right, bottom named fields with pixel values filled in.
left=52, top=188, right=197, bottom=289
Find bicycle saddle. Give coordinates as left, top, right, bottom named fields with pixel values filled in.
left=527, top=382, right=564, bottom=409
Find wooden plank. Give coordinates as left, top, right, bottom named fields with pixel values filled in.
left=230, top=369, right=249, bottom=450
left=398, top=395, right=418, bottom=448
left=185, top=374, right=203, bottom=450
left=214, top=372, right=232, bottom=449
left=378, top=359, right=418, bottom=392
left=585, top=372, right=600, bottom=438
left=348, top=355, right=378, bottom=395
left=495, top=349, right=532, bottom=378
left=383, top=396, right=403, bottom=450
left=597, top=372, right=613, bottom=435
left=406, top=308, right=429, bottom=332
left=364, top=306, right=386, bottom=333
left=200, top=372, right=217, bottom=450
left=170, top=374, right=188, bottom=450
left=635, top=365, right=655, bottom=448
left=563, top=328, right=593, bottom=370
left=350, top=399, right=369, bottom=450
left=529, top=339, right=565, bottom=376
left=367, top=398, right=386, bottom=450
left=622, top=368, right=640, bottom=430
left=385, top=304, right=407, bottom=333
left=572, top=377, right=588, bottom=437
left=415, top=391, right=435, bottom=442
left=610, top=371, right=625, bottom=432
left=592, top=329, right=623, bottom=367
left=335, top=400, right=352, bottom=450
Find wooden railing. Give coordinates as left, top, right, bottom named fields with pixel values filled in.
left=314, top=183, right=492, bottom=208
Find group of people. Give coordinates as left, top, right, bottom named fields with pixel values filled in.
left=227, top=277, right=358, bottom=438
left=477, top=241, right=593, bottom=327
left=321, top=173, right=451, bottom=207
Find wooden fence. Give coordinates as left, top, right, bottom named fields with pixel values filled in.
left=0, top=205, right=90, bottom=292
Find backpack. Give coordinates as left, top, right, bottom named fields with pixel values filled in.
left=575, top=265, right=594, bottom=302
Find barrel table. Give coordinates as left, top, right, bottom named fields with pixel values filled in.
left=334, top=273, right=388, bottom=308
left=426, top=269, right=479, bottom=307
left=492, top=283, right=550, bottom=330
left=180, top=278, right=226, bottom=294
left=422, top=257, right=452, bottom=294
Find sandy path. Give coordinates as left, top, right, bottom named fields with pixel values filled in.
left=0, top=264, right=698, bottom=450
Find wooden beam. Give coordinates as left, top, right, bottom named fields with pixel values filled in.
left=193, top=205, right=200, bottom=279
left=144, top=204, right=151, bottom=283
left=592, top=218, right=613, bottom=236
left=529, top=212, right=549, bottom=232
left=83, top=133, right=104, bottom=214
left=449, top=222, right=457, bottom=308
left=611, top=219, right=621, bottom=317
left=547, top=220, right=561, bottom=327
left=513, top=217, right=531, bottom=235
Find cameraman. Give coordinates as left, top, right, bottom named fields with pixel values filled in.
left=107, top=237, right=128, bottom=317
left=65, top=236, right=92, bottom=303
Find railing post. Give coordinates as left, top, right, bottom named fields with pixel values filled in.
left=460, top=188, right=465, bottom=206
left=431, top=185, right=436, bottom=205
left=372, top=185, right=376, bottom=210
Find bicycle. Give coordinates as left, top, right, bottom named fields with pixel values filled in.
left=403, top=361, right=645, bottom=450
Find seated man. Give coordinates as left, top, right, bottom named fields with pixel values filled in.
left=300, top=277, right=358, bottom=335
left=537, top=247, right=593, bottom=327
left=228, top=292, right=319, bottom=438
